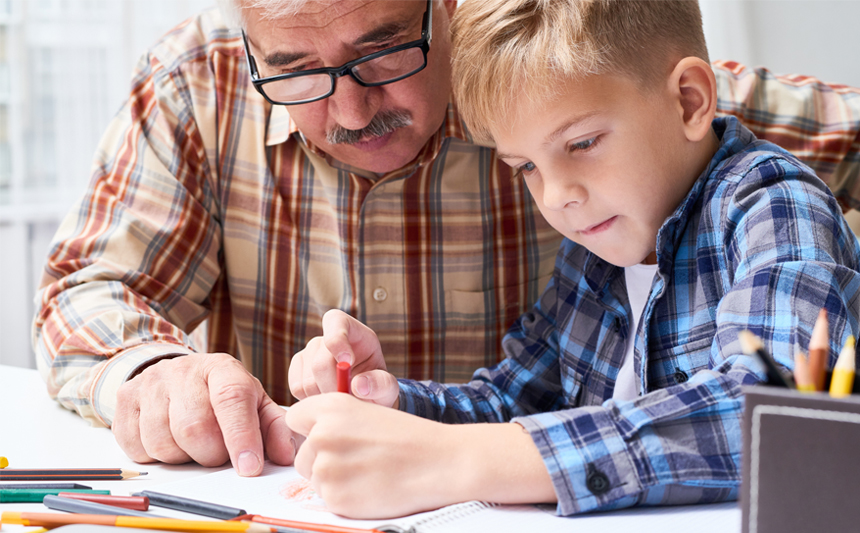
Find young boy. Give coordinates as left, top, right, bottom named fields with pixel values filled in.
left=284, top=0, right=860, bottom=519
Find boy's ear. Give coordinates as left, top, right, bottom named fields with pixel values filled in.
left=668, top=57, right=717, bottom=142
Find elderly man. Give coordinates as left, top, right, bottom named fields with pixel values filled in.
left=33, top=0, right=860, bottom=475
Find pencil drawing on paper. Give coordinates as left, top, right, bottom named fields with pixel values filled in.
left=279, top=478, right=328, bottom=511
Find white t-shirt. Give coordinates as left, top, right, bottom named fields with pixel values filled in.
left=612, top=263, right=659, bottom=401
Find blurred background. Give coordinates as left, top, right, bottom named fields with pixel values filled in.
left=1, top=0, right=860, bottom=368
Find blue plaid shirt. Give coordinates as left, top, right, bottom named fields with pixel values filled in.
left=398, top=117, right=860, bottom=516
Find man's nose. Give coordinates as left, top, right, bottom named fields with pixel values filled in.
left=327, top=74, right=383, bottom=131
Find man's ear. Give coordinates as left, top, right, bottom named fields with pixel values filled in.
left=668, top=57, right=717, bottom=142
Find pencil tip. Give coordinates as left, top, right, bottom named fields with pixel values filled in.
left=738, top=329, right=761, bottom=355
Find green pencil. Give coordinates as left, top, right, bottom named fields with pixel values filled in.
left=0, top=488, right=110, bottom=503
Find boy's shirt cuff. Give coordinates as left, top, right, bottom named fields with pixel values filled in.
left=515, top=408, right=642, bottom=515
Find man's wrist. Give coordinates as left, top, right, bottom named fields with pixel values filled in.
left=127, top=352, right=190, bottom=381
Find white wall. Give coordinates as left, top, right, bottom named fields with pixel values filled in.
left=701, top=0, right=860, bottom=87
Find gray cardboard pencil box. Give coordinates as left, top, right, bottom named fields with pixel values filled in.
left=742, top=384, right=860, bottom=533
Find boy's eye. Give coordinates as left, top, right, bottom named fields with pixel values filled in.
left=515, top=161, right=537, bottom=178
left=569, top=136, right=599, bottom=152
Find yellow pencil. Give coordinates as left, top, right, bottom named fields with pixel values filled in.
left=0, top=457, right=8, bottom=469
left=793, top=350, right=816, bottom=393
left=829, top=336, right=856, bottom=398
left=0, top=512, right=273, bottom=533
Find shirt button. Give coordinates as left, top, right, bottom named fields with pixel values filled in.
left=674, top=369, right=689, bottom=384
left=586, top=466, right=611, bottom=495
left=372, top=287, right=388, bottom=302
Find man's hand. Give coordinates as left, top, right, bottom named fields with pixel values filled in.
left=289, top=310, right=399, bottom=407
left=112, top=352, right=298, bottom=474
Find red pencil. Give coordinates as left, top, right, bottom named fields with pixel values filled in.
left=337, top=361, right=351, bottom=394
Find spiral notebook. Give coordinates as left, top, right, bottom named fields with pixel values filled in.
left=146, top=463, right=739, bottom=533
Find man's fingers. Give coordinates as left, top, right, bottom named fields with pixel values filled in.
left=169, top=387, right=229, bottom=467
left=113, top=381, right=155, bottom=463
left=207, top=362, right=265, bottom=477
left=352, top=370, right=400, bottom=407
left=259, top=398, right=296, bottom=466
left=137, top=389, right=192, bottom=464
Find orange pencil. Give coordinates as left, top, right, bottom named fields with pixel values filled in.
left=808, top=308, right=829, bottom=391
left=247, top=514, right=385, bottom=533
left=793, top=350, right=815, bottom=393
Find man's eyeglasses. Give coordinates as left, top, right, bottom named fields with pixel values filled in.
left=242, top=0, right=432, bottom=106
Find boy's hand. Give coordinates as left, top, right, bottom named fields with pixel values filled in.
left=286, top=394, right=458, bottom=518
left=289, top=310, right=400, bottom=407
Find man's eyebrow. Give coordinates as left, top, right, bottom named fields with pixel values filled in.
left=353, top=20, right=411, bottom=46
left=264, top=50, right=309, bottom=68
left=260, top=20, right=413, bottom=69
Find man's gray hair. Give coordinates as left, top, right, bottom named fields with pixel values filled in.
left=216, top=0, right=314, bottom=30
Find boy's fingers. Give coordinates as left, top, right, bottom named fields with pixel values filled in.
left=352, top=370, right=400, bottom=408
left=321, top=309, right=358, bottom=365
left=285, top=395, right=322, bottom=437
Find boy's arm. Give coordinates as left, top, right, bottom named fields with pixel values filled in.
left=285, top=394, right=556, bottom=519
left=713, top=61, right=860, bottom=210
left=399, top=156, right=860, bottom=516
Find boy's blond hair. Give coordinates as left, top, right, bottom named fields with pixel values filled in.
left=452, top=0, right=709, bottom=143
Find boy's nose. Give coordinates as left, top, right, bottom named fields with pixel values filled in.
left=542, top=175, right=586, bottom=211
left=327, top=75, right=383, bottom=132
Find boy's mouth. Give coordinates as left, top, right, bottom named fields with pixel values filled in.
left=579, top=216, right=618, bottom=236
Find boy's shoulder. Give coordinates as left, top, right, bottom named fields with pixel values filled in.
left=700, top=117, right=836, bottom=214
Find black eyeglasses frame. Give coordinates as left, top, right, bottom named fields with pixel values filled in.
left=242, top=0, right=433, bottom=106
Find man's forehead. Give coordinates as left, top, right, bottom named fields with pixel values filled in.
left=245, top=0, right=410, bottom=31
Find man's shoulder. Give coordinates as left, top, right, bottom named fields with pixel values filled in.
left=143, top=8, right=243, bottom=77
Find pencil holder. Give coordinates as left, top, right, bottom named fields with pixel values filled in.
left=741, top=379, right=860, bottom=533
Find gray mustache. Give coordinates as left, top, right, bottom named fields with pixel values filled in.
left=326, top=110, right=413, bottom=145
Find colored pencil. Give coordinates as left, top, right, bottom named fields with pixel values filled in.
left=43, top=495, right=160, bottom=518
left=738, top=330, right=794, bottom=388
left=246, top=514, right=386, bottom=533
left=792, top=350, right=816, bottom=393
left=0, top=483, right=92, bottom=490
left=809, top=308, right=829, bottom=391
left=829, top=335, right=856, bottom=398
left=136, top=490, right=246, bottom=520
left=0, top=489, right=110, bottom=503
left=0, top=469, right=146, bottom=481
left=337, top=361, right=351, bottom=394
left=0, top=512, right=273, bottom=533
left=58, top=492, right=150, bottom=511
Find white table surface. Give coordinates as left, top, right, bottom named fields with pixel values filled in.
left=0, top=365, right=742, bottom=532
left=0, top=364, right=230, bottom=529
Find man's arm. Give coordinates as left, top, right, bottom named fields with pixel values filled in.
left=32, top=41, right=295, bottom=470
left=714, top=61, right=860, bottom=210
